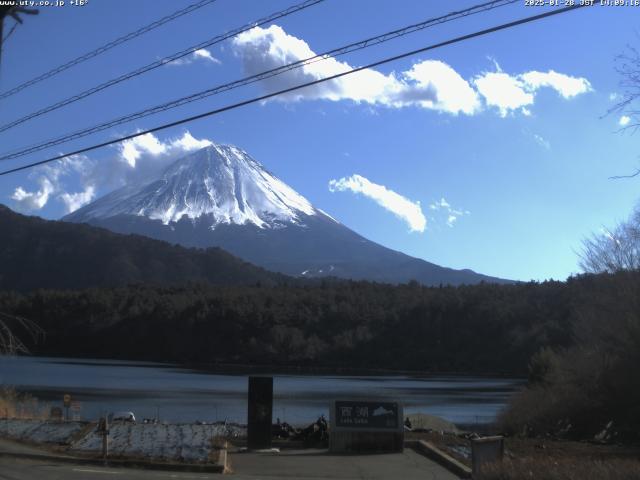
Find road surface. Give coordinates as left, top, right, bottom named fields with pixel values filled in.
left=0, top=437, right=460, bottom=480
left=0, top=456, right=218, bottom=480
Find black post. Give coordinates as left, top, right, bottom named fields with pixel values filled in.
left=0, top=6, right=39, bottom=72
left=0, top=15, right=4, bottom=70
left=99, top=416, right=109, bottom=460
left=247, top=376, right=273, bottom=450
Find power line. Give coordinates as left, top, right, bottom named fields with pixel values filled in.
left=0, top=0, right=519, bottom=162
left=0, top=0, right=326, bottom=134
left=0, top=3, right=592, bottom=178
left=1, top=20, right=17, bottom=44
left=0, top=0, right=219, bottom=100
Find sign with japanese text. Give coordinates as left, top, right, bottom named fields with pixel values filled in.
left=333, top=401, right=400, bottom=430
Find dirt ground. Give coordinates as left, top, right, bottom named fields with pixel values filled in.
left=406, top=430, right=640, bottom=479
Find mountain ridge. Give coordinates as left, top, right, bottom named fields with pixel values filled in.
left=65, top=143, right=511, bottom=286
left=0, top=204, right=289, bottom=291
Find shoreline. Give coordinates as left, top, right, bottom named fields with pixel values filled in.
left=17, top=353, right=527, bottom=380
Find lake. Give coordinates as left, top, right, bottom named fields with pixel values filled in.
left=0, top=356, right=522, bottom=426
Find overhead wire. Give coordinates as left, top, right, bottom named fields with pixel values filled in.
left=0, top=3, right=593, bottom=177
left=1, top=21, right=18, bottom=44
left=0, top=0, right=326, bottom=134
left=0, top=0, right=518, bottom=162
left=0, top=0, right=219, bottom=100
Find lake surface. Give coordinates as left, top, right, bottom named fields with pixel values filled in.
left=0, top=356, right=522, bottom=426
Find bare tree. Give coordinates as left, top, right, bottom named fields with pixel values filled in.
left=609, top=43, right=640, bottom=179
left=585, top=42, right=640, bottom=268
left=612, top=43, right=640, bottom=124
left=580, top=206, right=640, bottom=273
left=0, top=312, right=43, bottom=355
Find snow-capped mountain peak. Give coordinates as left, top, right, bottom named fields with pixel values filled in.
left=67, top=143, right=319, bottom=228
left=64, top=141, right=510, bottom=286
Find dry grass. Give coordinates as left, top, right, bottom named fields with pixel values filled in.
left=0, top=387, right=49, bottom=420
left=477, top=457, right=640, bottom=480
left=406, top=430, right=640, bottom=478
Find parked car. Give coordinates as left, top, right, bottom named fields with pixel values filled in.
left=108, top=411, right=136, bottom=423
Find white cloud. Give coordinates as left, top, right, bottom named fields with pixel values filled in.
left=121, top=133, right=168, bottom=167
left=486, top=55, right=502, bottom=72
left=429, top=197, right=450, bottom=210
left=59, top=185, right=96, bottom=213
left=609, top=92, right=621, bottom=102
left=167, top=48, right=221, bottom=67
left=474, top=68, right=592, bottom=117
left=232, top=25, right=479, bottom=115
left=118, top=130, right=213, bottom=169
left=473, top=72, right=534, bottom=117
left=10, top=153, right=95, bottom=212
left=11, top=177, right=55, bottom=212
left=533, top=133, right=551, bottom=150
left=519, top=70, right=592, bottom=98
left=232, top=25, right=591, bottom=118
left=193, top=48, right=221, bottom=64
left=428, top=197, right=469, bottom=228
left=232, top=25, right=403, bottom=105
left=328, top=174, right=426, bottom=232
left=170, top=131, right=214, bottom=151
left=9, top=131, right=213, bottom=214
left=619, top=115, right=631, bottom=127
left=105, top=131, right=214, bottom=187
left=402, top=60, right=481, bottom=115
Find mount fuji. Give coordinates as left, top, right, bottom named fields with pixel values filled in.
left=65, top=144, right=508, bottom=285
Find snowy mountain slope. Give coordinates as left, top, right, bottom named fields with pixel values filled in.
left=65, top=144, right=510, bottom=286
left=67, top=144, right=319, bottom=227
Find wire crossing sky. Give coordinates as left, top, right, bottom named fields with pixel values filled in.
left=0, top=0, right=219, bottom=100
left=0, top=0, right=520, bottom=163
left=0, top=3, right=591, bottom=177
left=0, top=0, right=326, bottom=133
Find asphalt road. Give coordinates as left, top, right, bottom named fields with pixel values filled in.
left=0, top=457, right=219, bottom=480
left=0, top=451, right=460, bottom=480
left=228, top=448, right=460, bottom=480
left=0, top=437, right=460, bottom=480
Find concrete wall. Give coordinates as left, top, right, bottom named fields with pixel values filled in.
left=329, top=430, right=404, bottom=453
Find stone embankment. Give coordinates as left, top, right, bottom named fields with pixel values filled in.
left=0, top=418, right=245, bottom=463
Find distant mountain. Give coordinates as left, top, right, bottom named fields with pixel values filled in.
left=66, top=144, right=510, bottom=286
left=0, top=205, right=287, bottom=291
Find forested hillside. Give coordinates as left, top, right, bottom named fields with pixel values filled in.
left=0, top=205, right=288, bottom=290
left=0, top=274, right=605, bottom=374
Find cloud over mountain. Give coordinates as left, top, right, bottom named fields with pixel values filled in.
left=9, top=131, right=213, bottom=214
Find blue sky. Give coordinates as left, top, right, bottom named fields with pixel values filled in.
left=0, top=0, right=639, bottom=282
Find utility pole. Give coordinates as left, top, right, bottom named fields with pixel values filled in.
left=0, top=6, right=39, bottom=71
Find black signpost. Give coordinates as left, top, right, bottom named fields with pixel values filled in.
left=247, top=376, right=273, bottom=450
left=63, top=394, right=71, bottom=421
